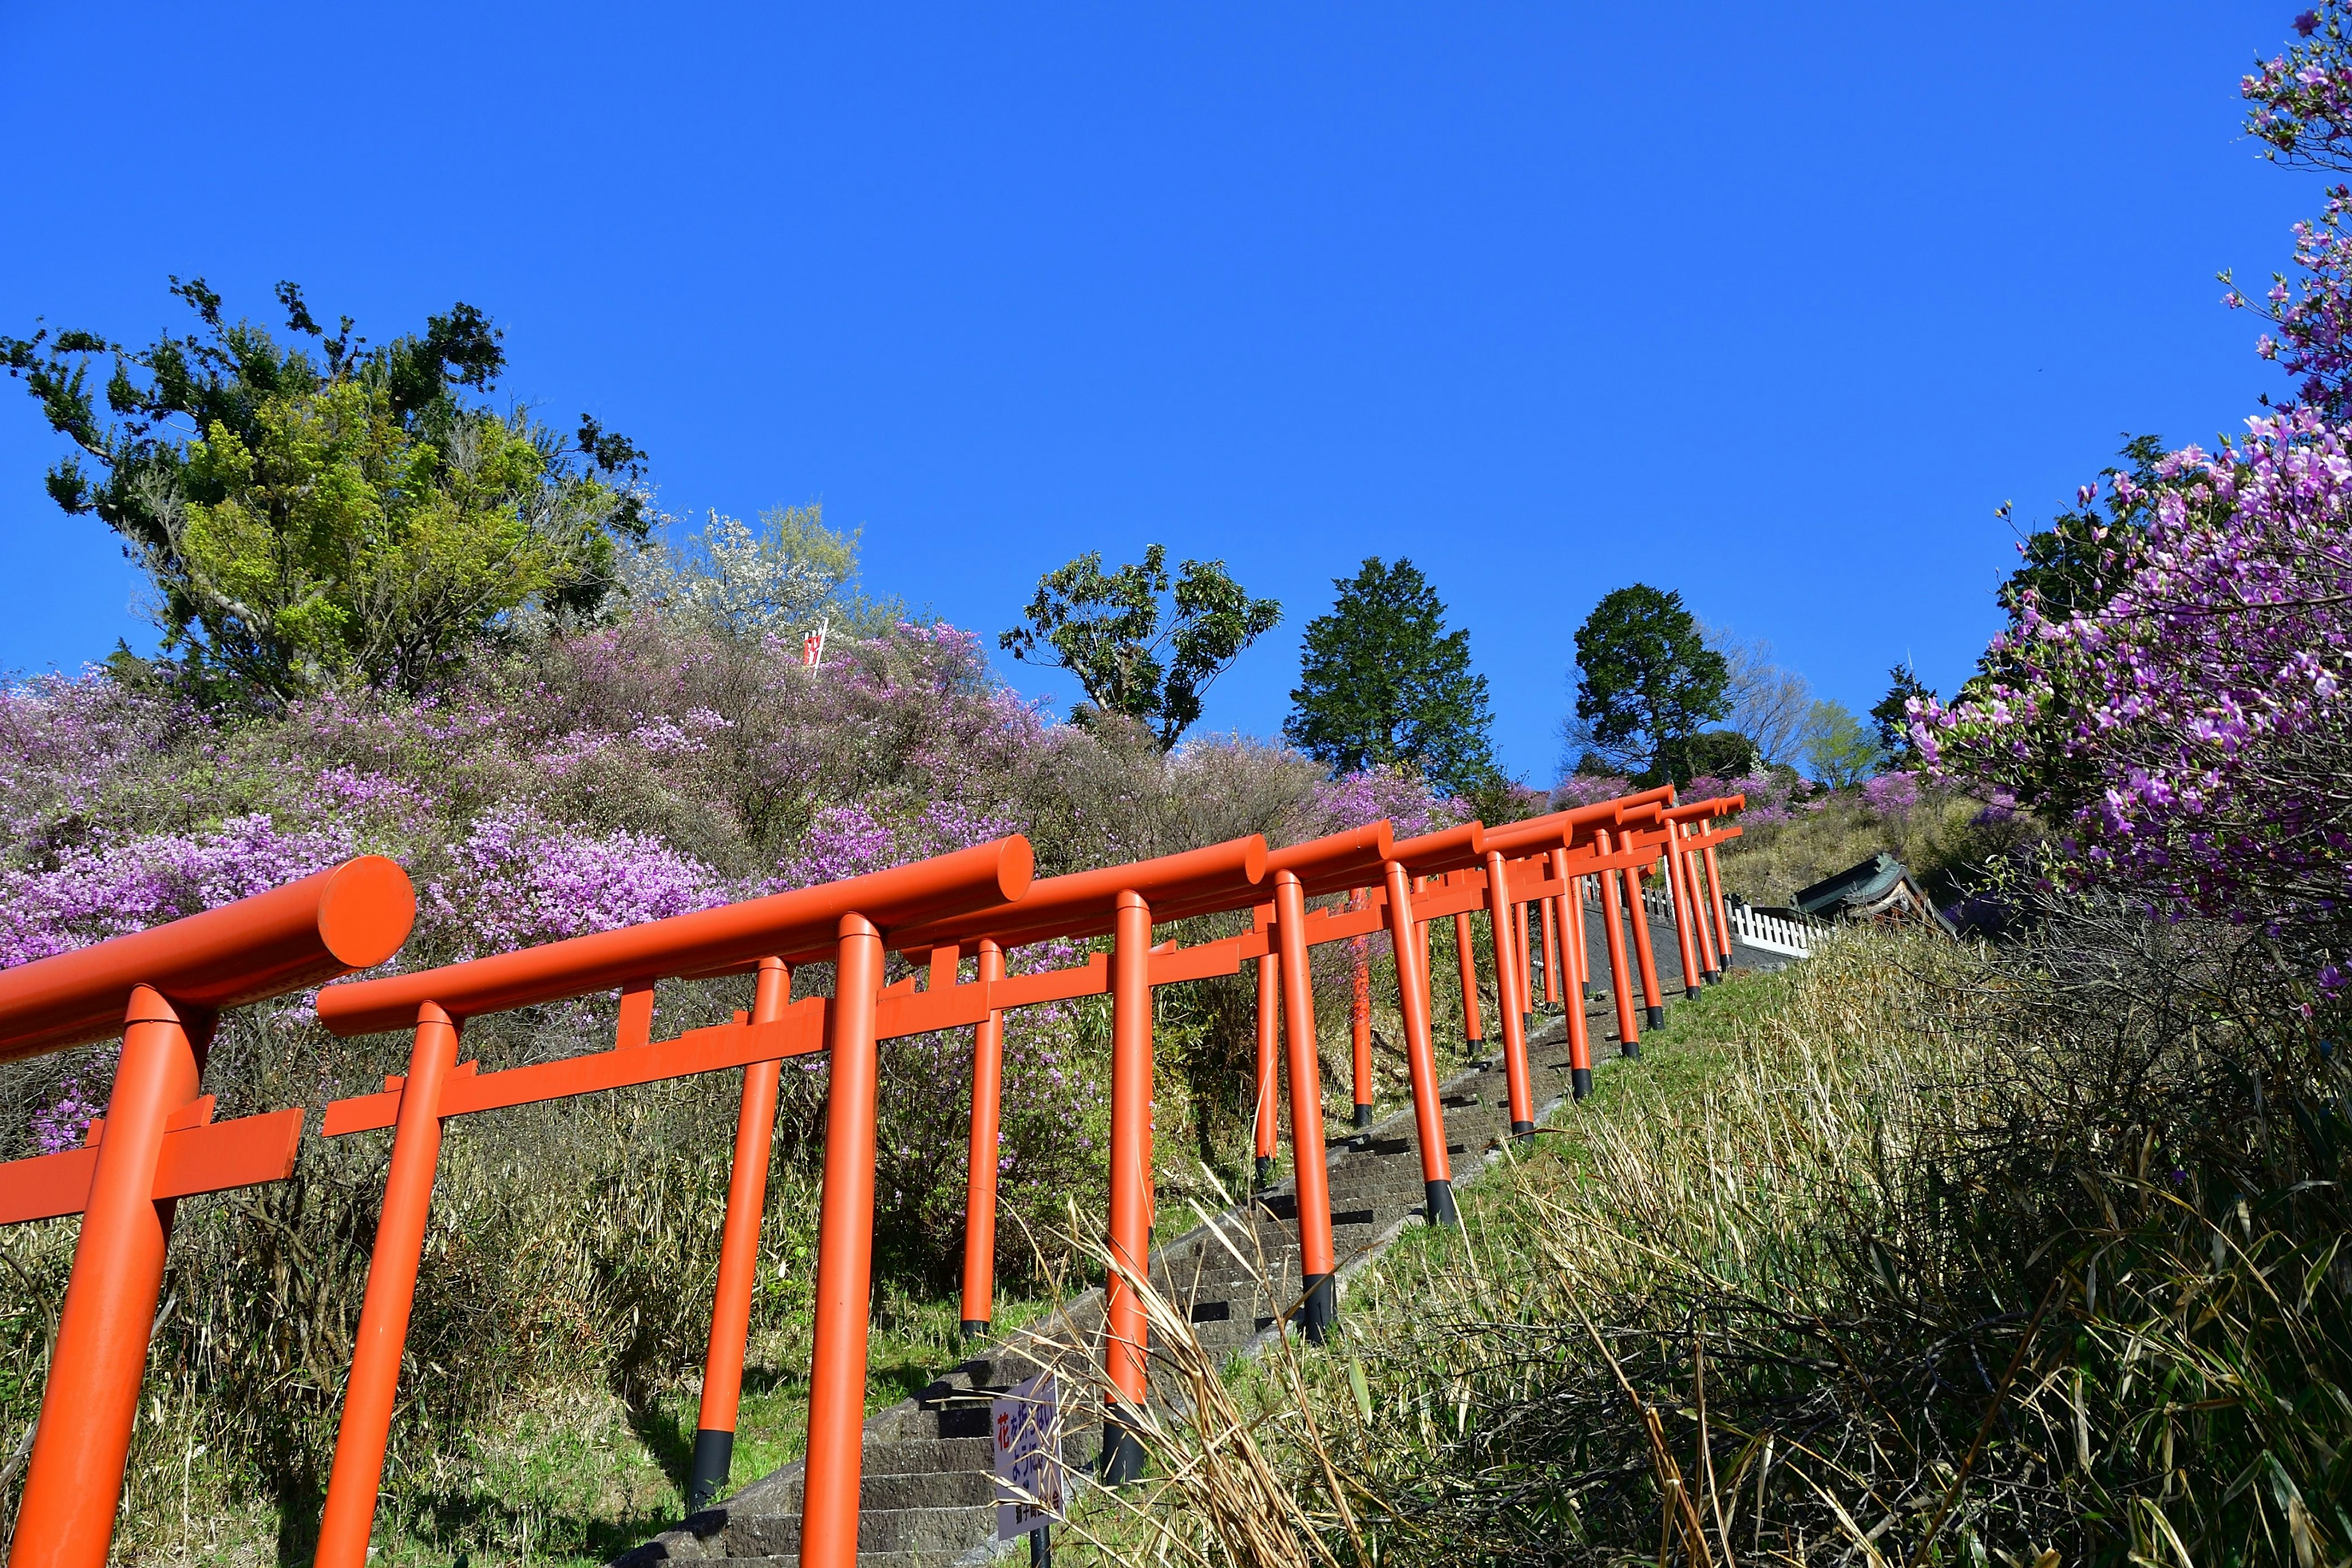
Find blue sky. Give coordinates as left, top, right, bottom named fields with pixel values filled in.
left=0, top=2, right=2320, bottom=782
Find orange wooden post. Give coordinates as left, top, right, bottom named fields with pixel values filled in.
left=1553, top=850, right=1595, bottom=1099
left=957, top=940, right=1008, bottom=1340
left=690, top=958, right=793, bottom=1507
left=1680, top=824, right=1721, bottom=982
left=799, top=914, right=885, bottom=1568
left=0, top=859, right=412, bottom=1568
left=1452, top=904, right=1483, bottom=1050
left=1512, top=898, right=1535, bottom=1029
left=1412, top=875, right=1436, bottom=1026
left=315, top=1002, right=462, bottom=1568
left=1101, top=891, right=1155, bottom=1481
left=1382, top=860, right=1458, bottom=1224
left=309, top=840, right=1034, bottom=1568
left=1594, top=829, right=1641, bottom=1055
left=1704, top=842, right=1734, bottom=959
left=1539, top=894, right=1562, bottom=1007
left=1253, top=951, right=1280, bottom=1189
left=1349, top=889, right=1374, bottom=1129
left=9, top=989, right=207, bottom=1568
left=1622, top=851, right=1667, bottom=1030
left=1660, top=821, right=1706, bottom=1000
left=1272, top=869, right=1340, bottom=1339
left=1480, top=850, right=1536, bottom=1137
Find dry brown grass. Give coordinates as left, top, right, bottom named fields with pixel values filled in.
left=1055, top=920, right=2352, bottom=1566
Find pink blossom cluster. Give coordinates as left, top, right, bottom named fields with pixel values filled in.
left=1920, top=409, right=2352, bottom=982
left=2241, top=8, right=2352, bottom=173
left=1306, top=764, right=1456, bottom=840
left=2233, top=7, right=2352, bottom=416
left=424, top=806, right=738, bottom=957
left=1861, top=771, right=1922, bottom=821
left=772, top=799, right=1022, bottom=891
left=0, top=814, right=360, bottom=970
left=1552, top=774, right=1632, bottom=809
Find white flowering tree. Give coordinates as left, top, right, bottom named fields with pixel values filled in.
left=624, top=504, right=862, bottom=637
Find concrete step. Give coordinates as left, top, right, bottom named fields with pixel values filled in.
left=723, top=1502, right=995, bottom=1558
left=715, top=1466, right=996, bottom=1521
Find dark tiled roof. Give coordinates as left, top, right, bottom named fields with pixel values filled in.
left=1793, top=852, right=1909, bottom=918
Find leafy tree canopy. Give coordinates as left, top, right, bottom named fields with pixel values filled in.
left=1000, top=543, right=1280, bottom=748
left=1, top=277, right=650, bottom=704
left=1871, top=662, right=1937, bottom=771
left=1567, top=584, right=1730, bottom=786
left=1283, top=556, right=1495, bottom=795
left=1803, top=699, right=1882, bottom=788
left=1667, top=728, right=1756, bottom=783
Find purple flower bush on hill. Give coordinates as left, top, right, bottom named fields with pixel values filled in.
left=0, top=814, right=358, bottom=970
left=1921, top=409, right=2352, bottom=986
left=427, top=805, right=738, bottom=957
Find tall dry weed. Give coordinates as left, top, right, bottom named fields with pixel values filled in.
left=1079, top=919, right=2352, bottom=1566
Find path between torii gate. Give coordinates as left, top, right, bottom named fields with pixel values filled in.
left=614, top=905, right=1787, bottom=1568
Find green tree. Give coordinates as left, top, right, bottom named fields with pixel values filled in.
left=1870, top=662, right=1937, bottom=770
left=1802, top=699, right=1882, bottom=787
left=1, top=277, right=649, bottom=703
left=1567, top=584, right=1730, bottom=786
left=1000, top=543, right=1280, bottom=748
left=1283, top=556, right=1496, bottom=794
left=1672, top=729, right=1757, bottom=781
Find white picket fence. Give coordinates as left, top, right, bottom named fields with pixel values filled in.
left=1572, top=873, right=1813, bottom=959
left=1727, top=904, right=1813, bottom=958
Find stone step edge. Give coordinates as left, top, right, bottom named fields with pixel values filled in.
left=618, top=1020, right=1584, bottom=1567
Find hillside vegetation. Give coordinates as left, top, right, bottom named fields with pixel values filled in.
left=1063, top=921, right=2351, bottom=1566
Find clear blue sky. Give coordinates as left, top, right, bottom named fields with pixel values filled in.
left=0, top=2, right=2318, bottom=782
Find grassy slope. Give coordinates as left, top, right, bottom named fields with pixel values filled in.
left=1050, top=969, right=1773, bottom=1564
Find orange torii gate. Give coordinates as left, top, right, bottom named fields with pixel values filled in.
left=0, top=859, right=417, bottom=1568
left=1664, top=795, right=1745, bottom=986
left=1247, top=823, right=1489, bottom=1223
left=307, top=840, right=1035, bottom=1568
left=887, top=835, right=1272, bottom=1482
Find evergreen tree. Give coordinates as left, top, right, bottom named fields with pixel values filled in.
left=1284, top=557, right=1495, bottom=794
left=1566, top=584, right=1730, bottom=786
left=1, top=277, right=649, bottom=703
left=1870, top=662, right=1937, bottom=770
left=1000, top=543, right=1280, bottom=749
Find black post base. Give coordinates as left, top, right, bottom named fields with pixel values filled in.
left=1425, top=1178, right=1461, bottom=1226
left=1583, top=982, right=1597, bottom=1000
left=1686, top=985, right=1703, bottom=1000
left=1298, top=1271, right=1336, bottom=1342
left=1621, top=1039, right=1641, bottom=1059
left=686, top=1427, right=734, bottom=1511
left=1100, top=1411, right=1147, bottom=1484
left=1352, top=1102, right=1374, bottom=1129
left=1031, top=1524, right=1054, bottom=1566
left=1646, top=1005, right=1665, bottom=1029
left=1253, top=1154, right=1275, bottom=1189
left=960, top=1318, right=990, bottom=1343
left=1510, top=1118, right=1536, bottom=1138
left=1571, top=1066, right=1593, bottom=1100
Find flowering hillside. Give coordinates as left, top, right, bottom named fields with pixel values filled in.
left=0, top=606, right=1464, bottom=1540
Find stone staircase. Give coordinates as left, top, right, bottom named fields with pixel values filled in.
left=618, top=909, right=1770, bottom=1567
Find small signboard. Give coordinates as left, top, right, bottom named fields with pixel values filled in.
left=800, top=618, right=829, bottom=670
left=992, top=1371, right=1064, bottom=1542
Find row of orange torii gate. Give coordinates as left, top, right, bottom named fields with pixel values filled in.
left=0, top=782, right=1744, bottom=1568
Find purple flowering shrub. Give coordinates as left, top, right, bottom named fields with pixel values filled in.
left=1920, top=411, right=2352, bottom=987
left=0, top=813, right=360, bottom=970
left=1860, top=770, right=1921, bottom=821
left=1305, top=764, right=1456, bottom=841
left=424, top=806, right=738, bottom=957
left=1551, top=772, right=1632, bottom=810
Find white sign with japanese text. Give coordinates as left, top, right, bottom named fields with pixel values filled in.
left=991, top=1371, right=1063, bottom=1540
